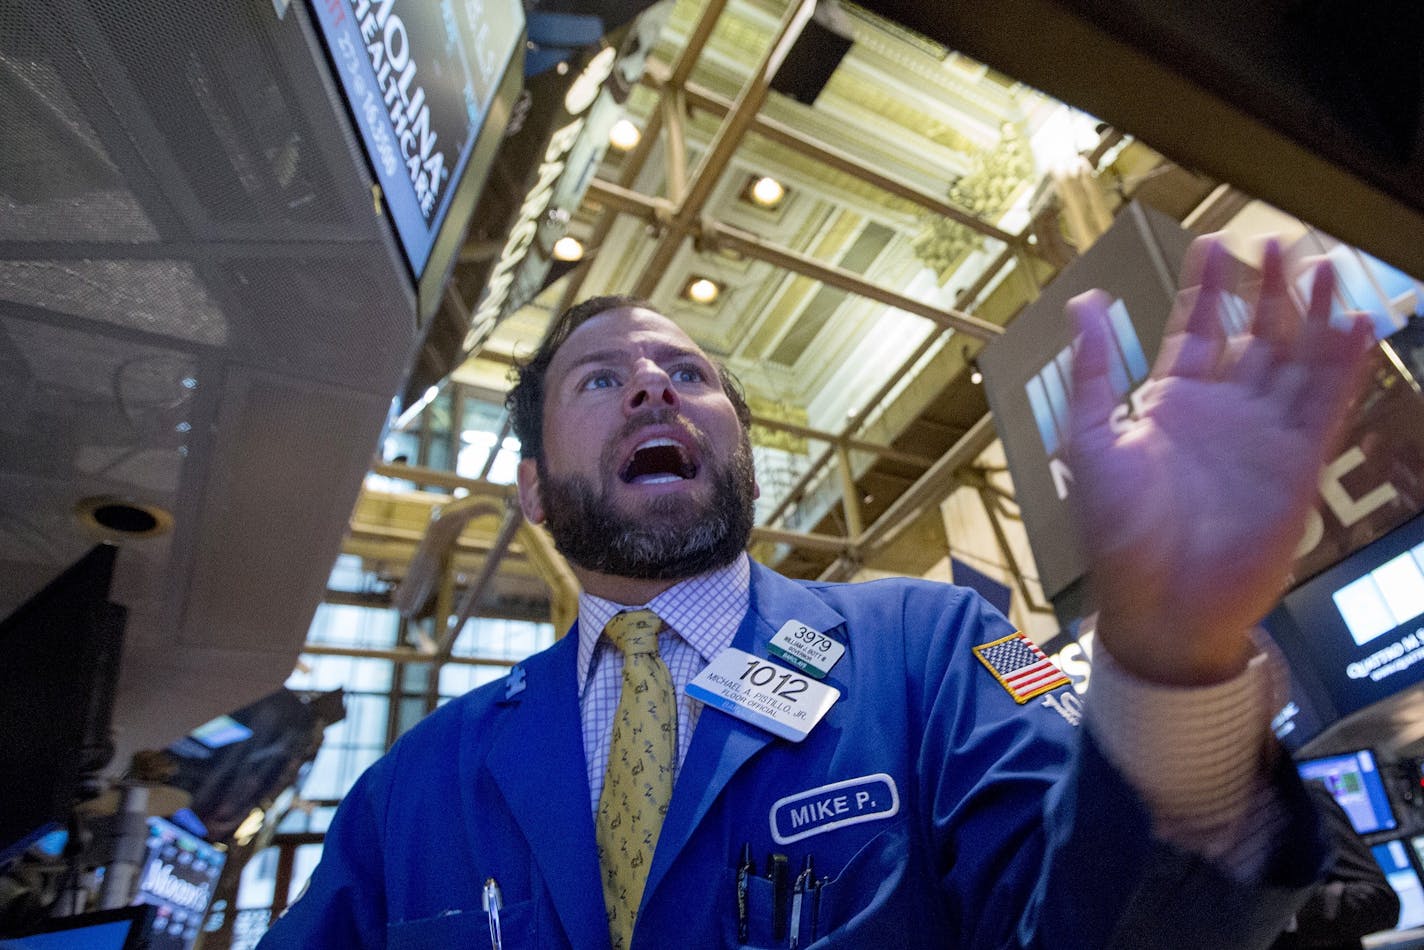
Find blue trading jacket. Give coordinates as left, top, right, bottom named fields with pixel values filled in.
left=261, top=563, right=1326, bottom=949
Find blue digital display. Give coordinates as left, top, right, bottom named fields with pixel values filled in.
left=1298, top=750, right=1398, bottom=835
left=1373, top=840, right=1424, bottom=929
left=0, top=907, right=153, bottom=950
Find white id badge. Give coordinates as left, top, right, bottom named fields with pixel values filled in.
left=767, top=620, right=845, bottom=679
left=686, top=648, right=840, bottom=742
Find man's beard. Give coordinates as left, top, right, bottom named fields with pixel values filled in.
left=537, top=431, right=756, bottom=581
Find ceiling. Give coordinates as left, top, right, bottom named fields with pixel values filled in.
left=432, top=0, right=1219, bottom=590
left=5, top=0, right=1415, bottom=769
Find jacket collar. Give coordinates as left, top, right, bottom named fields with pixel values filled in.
left=477, top=564, right=850, bottom=946
left=640, top=563, right=848, bottom=909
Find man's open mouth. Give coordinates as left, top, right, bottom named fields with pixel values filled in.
left=620, top=438, right=698, bottom=484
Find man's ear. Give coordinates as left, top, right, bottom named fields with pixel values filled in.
left=516, top=457, right=546, bottom=524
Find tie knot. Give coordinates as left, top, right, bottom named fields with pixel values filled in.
left=604, top=609, right=662, bottom=656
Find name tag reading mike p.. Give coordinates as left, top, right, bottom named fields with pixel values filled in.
left=686, top=648, right=839, bottom=742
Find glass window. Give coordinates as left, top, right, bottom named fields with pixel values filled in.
left=235, top=847, right=278, bottom=911
left=287, top=655, right=393, bottom=693
left=449, top=617, right=554, bottom=661
left=288, top=844, right=324, bottom=905
left=438, top=663, right=506, bottom=700
left=422, top=389, right=455, bottom=472
left=300, top=743, right=382, bottom=801
left=327, top=554, right=374, bottom=594
left=396, top=697, right=429, bottom=736
left=400, top=661, right=432, bottom=693
left=306, top=604, right=400, bottom=649
left=276, top=804, right=337, bottom=835
left=367, top=430, right=421, bottom=492
left=456, top=395, right=522, bottom=484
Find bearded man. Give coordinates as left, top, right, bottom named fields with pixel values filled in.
left=262, top=237, right=1372, bottom=949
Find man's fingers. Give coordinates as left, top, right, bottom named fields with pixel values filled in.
left=1226, top=238, right=1298, bottom=389
left=1252, top=237, right=1298, bottom=349
left=1066, top=289, right=1118, bottom=440
left=1289, top=311, right=1374, bottom=445
left=1153, top=237, right=1229, bottom=380
left=1301, top=257, right=1339, bottom=333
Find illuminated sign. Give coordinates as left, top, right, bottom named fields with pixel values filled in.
left=981, top=205, right=1424, bottom=604
left=460, top=46, right=617, bottom=355
left=311, top=0, right=523, bottom=278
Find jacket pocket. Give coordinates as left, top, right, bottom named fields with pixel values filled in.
left=724, top=820, right=912, bottom=948
left=387, top=899, right=536, bottom=949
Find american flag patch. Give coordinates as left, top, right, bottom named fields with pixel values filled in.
left=972, top=632, right=1070, bottom=703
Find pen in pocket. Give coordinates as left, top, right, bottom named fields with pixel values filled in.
left=482, top=877, right=503, bottom=950
left=734, top=848, right=757, bottom=945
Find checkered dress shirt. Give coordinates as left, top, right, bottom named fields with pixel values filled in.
left=578, top=554, right=750, bottom=814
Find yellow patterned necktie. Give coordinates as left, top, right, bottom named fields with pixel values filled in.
left=596, top=609, right=676, bottom=950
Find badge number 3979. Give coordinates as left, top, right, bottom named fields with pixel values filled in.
left=768, top=620, right=845, bottom=678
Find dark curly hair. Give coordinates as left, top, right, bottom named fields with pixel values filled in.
left=506, top=295, right=752, bottom=461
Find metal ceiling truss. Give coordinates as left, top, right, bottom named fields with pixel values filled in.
left=389, top=0, right=1080, bottom=632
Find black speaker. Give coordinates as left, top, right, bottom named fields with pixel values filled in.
left=770, top=7, right=855, bottom=106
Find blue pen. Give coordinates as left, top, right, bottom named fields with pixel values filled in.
left=789, top=854, right=813, bottom=949
left=482, top=877, right=503, bottom=950
left=736, top=843, right=755, bottom=943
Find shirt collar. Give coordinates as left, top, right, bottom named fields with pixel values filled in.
left=576, top=553, right=751, bottom=695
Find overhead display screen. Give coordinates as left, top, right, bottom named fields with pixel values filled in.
left=1266, top=511, right=1424, bottom=724
left=980, top=210, right=1424, bottom=615
left=310, top=0, right=524, bottom=279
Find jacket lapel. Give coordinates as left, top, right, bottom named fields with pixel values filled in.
left=640, top=564, right=848, bottom=907
left=478, top=629, right=610, bottom=950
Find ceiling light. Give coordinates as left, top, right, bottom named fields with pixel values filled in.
left=748, top=175, right=786, bottom=208
left=552, top=236, right=584, bottom=261
left=684, top=277, right=721, bottom=305
left=963, top=344, right=984, bottom=385
left=608, top=118, right=641, bottom=151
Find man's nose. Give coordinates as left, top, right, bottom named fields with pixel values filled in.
left=625, top=361, right=679, bottom=413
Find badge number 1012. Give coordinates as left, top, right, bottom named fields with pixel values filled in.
left=686, top=647, right=840, bottom=742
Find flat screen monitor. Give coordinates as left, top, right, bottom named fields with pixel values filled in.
left=1264, top=510, right=1424, bottom=727
left=0, top=906, right=154, bottom=950
left=1298, top=750, right=1399, bottom=835
left=0, top=545, right=125, bottom=862
left=1373, top=840, right=1424, bottom=930
left=131, top=817, right=226, bottom=950
left=306, top=0, right=525, bottom=320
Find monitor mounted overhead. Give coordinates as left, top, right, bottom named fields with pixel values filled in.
left=306, top=0, right=526, bottom=323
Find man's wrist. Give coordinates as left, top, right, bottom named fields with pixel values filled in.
left=1086, top=635, right=1279, bottom=867
left=1094, top=613, right=1255, bottom=686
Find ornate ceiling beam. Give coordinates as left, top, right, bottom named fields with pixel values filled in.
left=554, top=0, right=731, bottom=314
left=586, top=178, right=1003, bottom=339
left=641, top=66, right=1024, bottom=248
left=630, top=0, right=818, bottom=297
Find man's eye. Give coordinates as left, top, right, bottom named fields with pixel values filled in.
left=580, top=372, right=619, bottom=391
left=671, top=366, right=705, bottom=383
